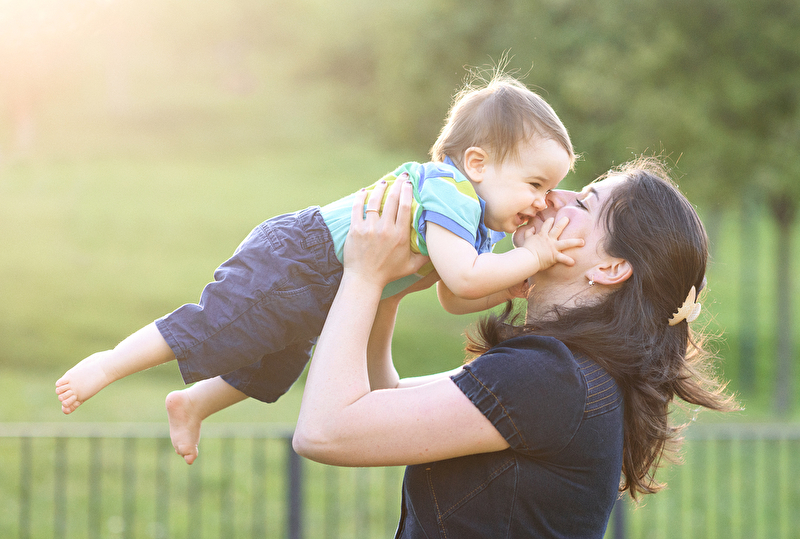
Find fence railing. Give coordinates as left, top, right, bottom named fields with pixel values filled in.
left=1, top=422, right=798, bottom=539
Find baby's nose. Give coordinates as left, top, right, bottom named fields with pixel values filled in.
left=532, top=194, right=548, bottom=212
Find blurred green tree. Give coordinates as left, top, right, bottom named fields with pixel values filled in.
left=630, top=0, right=800, bottom=415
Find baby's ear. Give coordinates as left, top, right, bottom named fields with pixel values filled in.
left=590, top=258, right=632, bottom=286
left=463, top=147, right=489, bottom=182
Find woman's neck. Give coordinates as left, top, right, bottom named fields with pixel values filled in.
left=526, top=279, right=601, bottom=323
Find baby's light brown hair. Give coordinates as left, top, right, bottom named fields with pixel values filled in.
left=430, top=71, right=575, bottom=174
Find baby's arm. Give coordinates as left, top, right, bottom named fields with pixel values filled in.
left=425, top=218, right=581, bottom=301
left=436, top=278, right=527, bottom=315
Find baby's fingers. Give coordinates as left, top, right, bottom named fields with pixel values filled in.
left=557, top=238, right=584, bottom=250
left=555, top=252, right=576, bottom=266
left=550, top=216, right=570, bottom=236
left=514, top=221, right=537, bottom=245
left=536, top=217, right=555, bottom=235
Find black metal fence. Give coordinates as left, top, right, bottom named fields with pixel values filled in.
left=1, top=422, right=798, bottom=539
left=1, top=422, right=404, bottom=539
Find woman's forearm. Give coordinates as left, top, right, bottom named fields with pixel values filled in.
left=366, top=297, right=402, bottom=390
left=294, top=272, right=383, bottom=453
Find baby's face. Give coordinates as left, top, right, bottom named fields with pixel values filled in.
left=474, top=137, right=570, bottom=233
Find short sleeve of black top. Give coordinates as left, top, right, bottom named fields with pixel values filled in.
left=394, top=335, right=624, bottom=539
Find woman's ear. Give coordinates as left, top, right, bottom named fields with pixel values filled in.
left=589, top=258, right=632, bottom=286
left=463, top=147, right=489, bottom=182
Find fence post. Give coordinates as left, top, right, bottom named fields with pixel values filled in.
left=154, top=437, right=170, bottom=539
left=54, top=437, right=67, bottom=538
left=251, top=437, right=268, bottom=539
left=611, top=496, right=626, bottom=539
left=287, top=436, right=303, bottom=539
left=89, top=438, right=102, bottom=539
left=19, top=437, right=31, bottom=539
left=123, top=437, right=137, bottom=539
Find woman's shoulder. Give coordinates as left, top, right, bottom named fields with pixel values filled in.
left=474, top=334, right=621, bottom=413
left=469, top=334, right=581, bottom=376
left=452, top=334, right=591, bottom=455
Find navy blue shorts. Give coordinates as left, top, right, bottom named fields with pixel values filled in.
left=155, top=206, right=343, bottom=402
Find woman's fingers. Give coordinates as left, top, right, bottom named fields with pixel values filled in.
left=350, top=186, right=370, bottom=224
left=365, top=180, right=388, bottom=219
left=375, top=173, right=411, bottom=227
left=377, top=175, right=427, bottom=275
left=344, top=173, right=426, bottom=284
left=379, top=175, right=401, bottom=222
left=395, top=174, right=413, bottom=229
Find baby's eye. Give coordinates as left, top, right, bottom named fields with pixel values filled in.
left=576, top=198, right=588, bottom=210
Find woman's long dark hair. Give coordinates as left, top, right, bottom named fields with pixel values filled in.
left=466, top=157, right=738, bottom=500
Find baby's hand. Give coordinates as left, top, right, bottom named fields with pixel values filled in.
left=520, top=217, right=584, bottom=270
left=512, top=221, right=537, bottom=248
left=506, top=279, right=530, bottom=300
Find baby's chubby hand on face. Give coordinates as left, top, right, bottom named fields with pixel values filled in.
left=515, top=215, right=584, bottom=270
left=512, top=220, right=538, bottom=248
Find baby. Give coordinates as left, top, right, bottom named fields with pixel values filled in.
left=57, top=72, right=580, bottom=464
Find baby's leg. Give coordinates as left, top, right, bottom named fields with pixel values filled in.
left=56, top=323, right=174, bottom=414
left=166, top=377, right=247, bottom=465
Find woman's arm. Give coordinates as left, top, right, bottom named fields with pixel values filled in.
left=367, top=273, right=466, bottom=389
left=366, top=271, right=445, bottom=390
left=365, top=294, right=402, bottom=390
left=293, top=179, right=508, bottom=467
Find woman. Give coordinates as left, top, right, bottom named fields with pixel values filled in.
left=293, top=157, right=737, bottom=538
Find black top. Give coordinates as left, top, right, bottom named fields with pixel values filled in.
left=395, top=335, right=624, bottom=538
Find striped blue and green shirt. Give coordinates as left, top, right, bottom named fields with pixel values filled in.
left=320, top=158, right=505, bottom=298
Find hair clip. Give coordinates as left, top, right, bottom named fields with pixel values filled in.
left=668, top=286, right=701, bottom=326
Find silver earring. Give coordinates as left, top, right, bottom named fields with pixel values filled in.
left=588, top=275, right=595, bottom=286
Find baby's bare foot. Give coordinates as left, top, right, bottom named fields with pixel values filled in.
left=56, top=351, right=115, bottom=414
left=166, top=390, right=202, bottom=465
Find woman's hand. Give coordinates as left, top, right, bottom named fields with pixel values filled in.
left=344, top=175, right=429, bottom=287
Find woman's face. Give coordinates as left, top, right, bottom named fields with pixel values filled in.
left=524, top=174, right=628, bottom=284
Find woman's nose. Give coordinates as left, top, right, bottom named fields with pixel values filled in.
left=545, top=190, right=568, bottom=209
